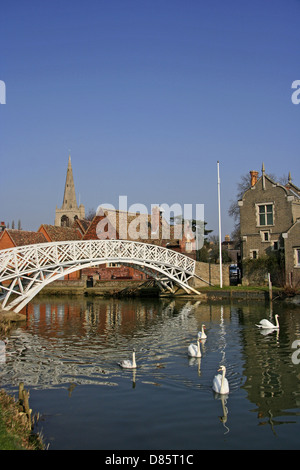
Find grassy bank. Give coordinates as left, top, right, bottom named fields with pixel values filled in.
left=0, top=389, right=44, bottom=450
left=0, top=311, right=44, bottom=450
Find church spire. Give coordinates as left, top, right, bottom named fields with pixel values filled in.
left=54, top=154, right=85, bottom=227
left=62, top=154, right=78, bottom=210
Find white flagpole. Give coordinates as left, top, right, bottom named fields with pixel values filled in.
left=217, top=161, right=223, bottom=288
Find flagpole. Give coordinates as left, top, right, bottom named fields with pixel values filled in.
left=217, top=161, right=223, bottom=288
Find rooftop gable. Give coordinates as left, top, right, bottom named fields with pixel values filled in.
left=0, top=229, right=47, bottom=247
left=38, top=224, right=82, bottom=242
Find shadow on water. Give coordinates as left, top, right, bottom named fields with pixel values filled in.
left=1, top=295, right=300, bottom=449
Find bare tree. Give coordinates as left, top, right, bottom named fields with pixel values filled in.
left=85, top=208, right=96, bottom=221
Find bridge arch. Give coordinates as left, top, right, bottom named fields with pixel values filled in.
left=0, top=239, right=200, bottom=313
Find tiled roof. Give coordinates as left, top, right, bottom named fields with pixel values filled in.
left=39, top=224, right=82, bottom=241
left=3, top=229, right=47, bottom=246
left=72, top=218, right=91, bottom=234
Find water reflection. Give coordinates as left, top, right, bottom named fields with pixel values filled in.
left=1, top=296, right=300, bottom=449
left=214, top=394, right=230, bottom=435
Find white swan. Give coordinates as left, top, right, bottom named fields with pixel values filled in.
left=188, top=338, right=202, bottom=357
left=118, top=348, right=137, bottom=369
left=256, top=314, right=279, bottom=329
left=212, top=365, right=229, bottom=395
left=198, top=324, right=207, bottom=339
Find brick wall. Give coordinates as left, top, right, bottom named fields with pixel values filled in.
left=0, top=231, right=15, bottom=250
left=82, top=264, right=147, bottom=281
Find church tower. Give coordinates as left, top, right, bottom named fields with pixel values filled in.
left=55, top=155, right=85, bottom=226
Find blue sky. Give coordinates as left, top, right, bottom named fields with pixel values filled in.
left=1, top=0, right=299, bottom=238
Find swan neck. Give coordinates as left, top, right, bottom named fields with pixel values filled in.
left=221, top=369, right=225, bottom=391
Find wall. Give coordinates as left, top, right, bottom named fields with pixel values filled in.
left=284, top=220, right=300, bottom=287
left=0, top=231, right=15, bottom=250
left=82, top=264, right=147, bottom=281
left=194, top=261, right=230, bottom=287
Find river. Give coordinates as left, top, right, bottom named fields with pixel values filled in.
left=1, top=295, right=300, bottom=450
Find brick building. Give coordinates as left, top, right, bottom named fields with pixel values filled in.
left=0, top=229, right=47, bottom=250
left=239, top=164, right=300, bottom=286
left=81, top=206, right=197, bottom=282
left=38, top=224, right=82, bottom=242
left=37, top=224, right=84, bottom=280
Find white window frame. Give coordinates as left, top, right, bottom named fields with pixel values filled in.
left=294, top=248, right=300, bottom=267
left=260, top=231, right=270, bottom=242
left=256, top=203, right=274, bottom=227
left=250, top=249, right=259, bottom=259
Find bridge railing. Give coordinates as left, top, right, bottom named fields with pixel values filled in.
left=0, top=239, right=196, bottom=282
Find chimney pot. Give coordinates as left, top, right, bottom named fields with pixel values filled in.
left=250, top=171, right=259, bottom=187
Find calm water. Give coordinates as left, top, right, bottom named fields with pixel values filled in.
left=1, top=295, right=300, bottom=450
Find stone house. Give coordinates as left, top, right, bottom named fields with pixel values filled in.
left=239, top=164, right=300, bottom=286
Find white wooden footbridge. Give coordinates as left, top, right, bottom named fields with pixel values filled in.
left=0, top=239, right=200, bottom=313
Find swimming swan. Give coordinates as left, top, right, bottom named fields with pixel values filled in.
left=256, top=314, right=279, bottom=329
left=188, top=338, right=202, bottom=357
left=118, top=348, right=137, bottom=369
left=198, top=324, right=207, bottom=339
left=212, top=366, right=229, bottom=395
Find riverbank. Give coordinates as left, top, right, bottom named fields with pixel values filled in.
left=0, top=310, right=26, bottom=335
left=35, top=282, right=284, bottom=301
left=0, top=387, right=44, bottom=450
left=0, top=285, right=294, bottom=326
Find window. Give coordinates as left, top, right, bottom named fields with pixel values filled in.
left=61, top=215, right=70, bottom=227
left=295, top=248, right=300, bottom=267
left=258, top=204, right=273, bottom=226
left=261, top=231, right=270, bottom=242
left=250, top=249, right=258, bottom=259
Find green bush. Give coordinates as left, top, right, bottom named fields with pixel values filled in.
left=243, top=252, right=285, bottom=286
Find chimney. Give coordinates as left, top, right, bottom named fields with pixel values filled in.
left=250, top=171, right=258, bottom=187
